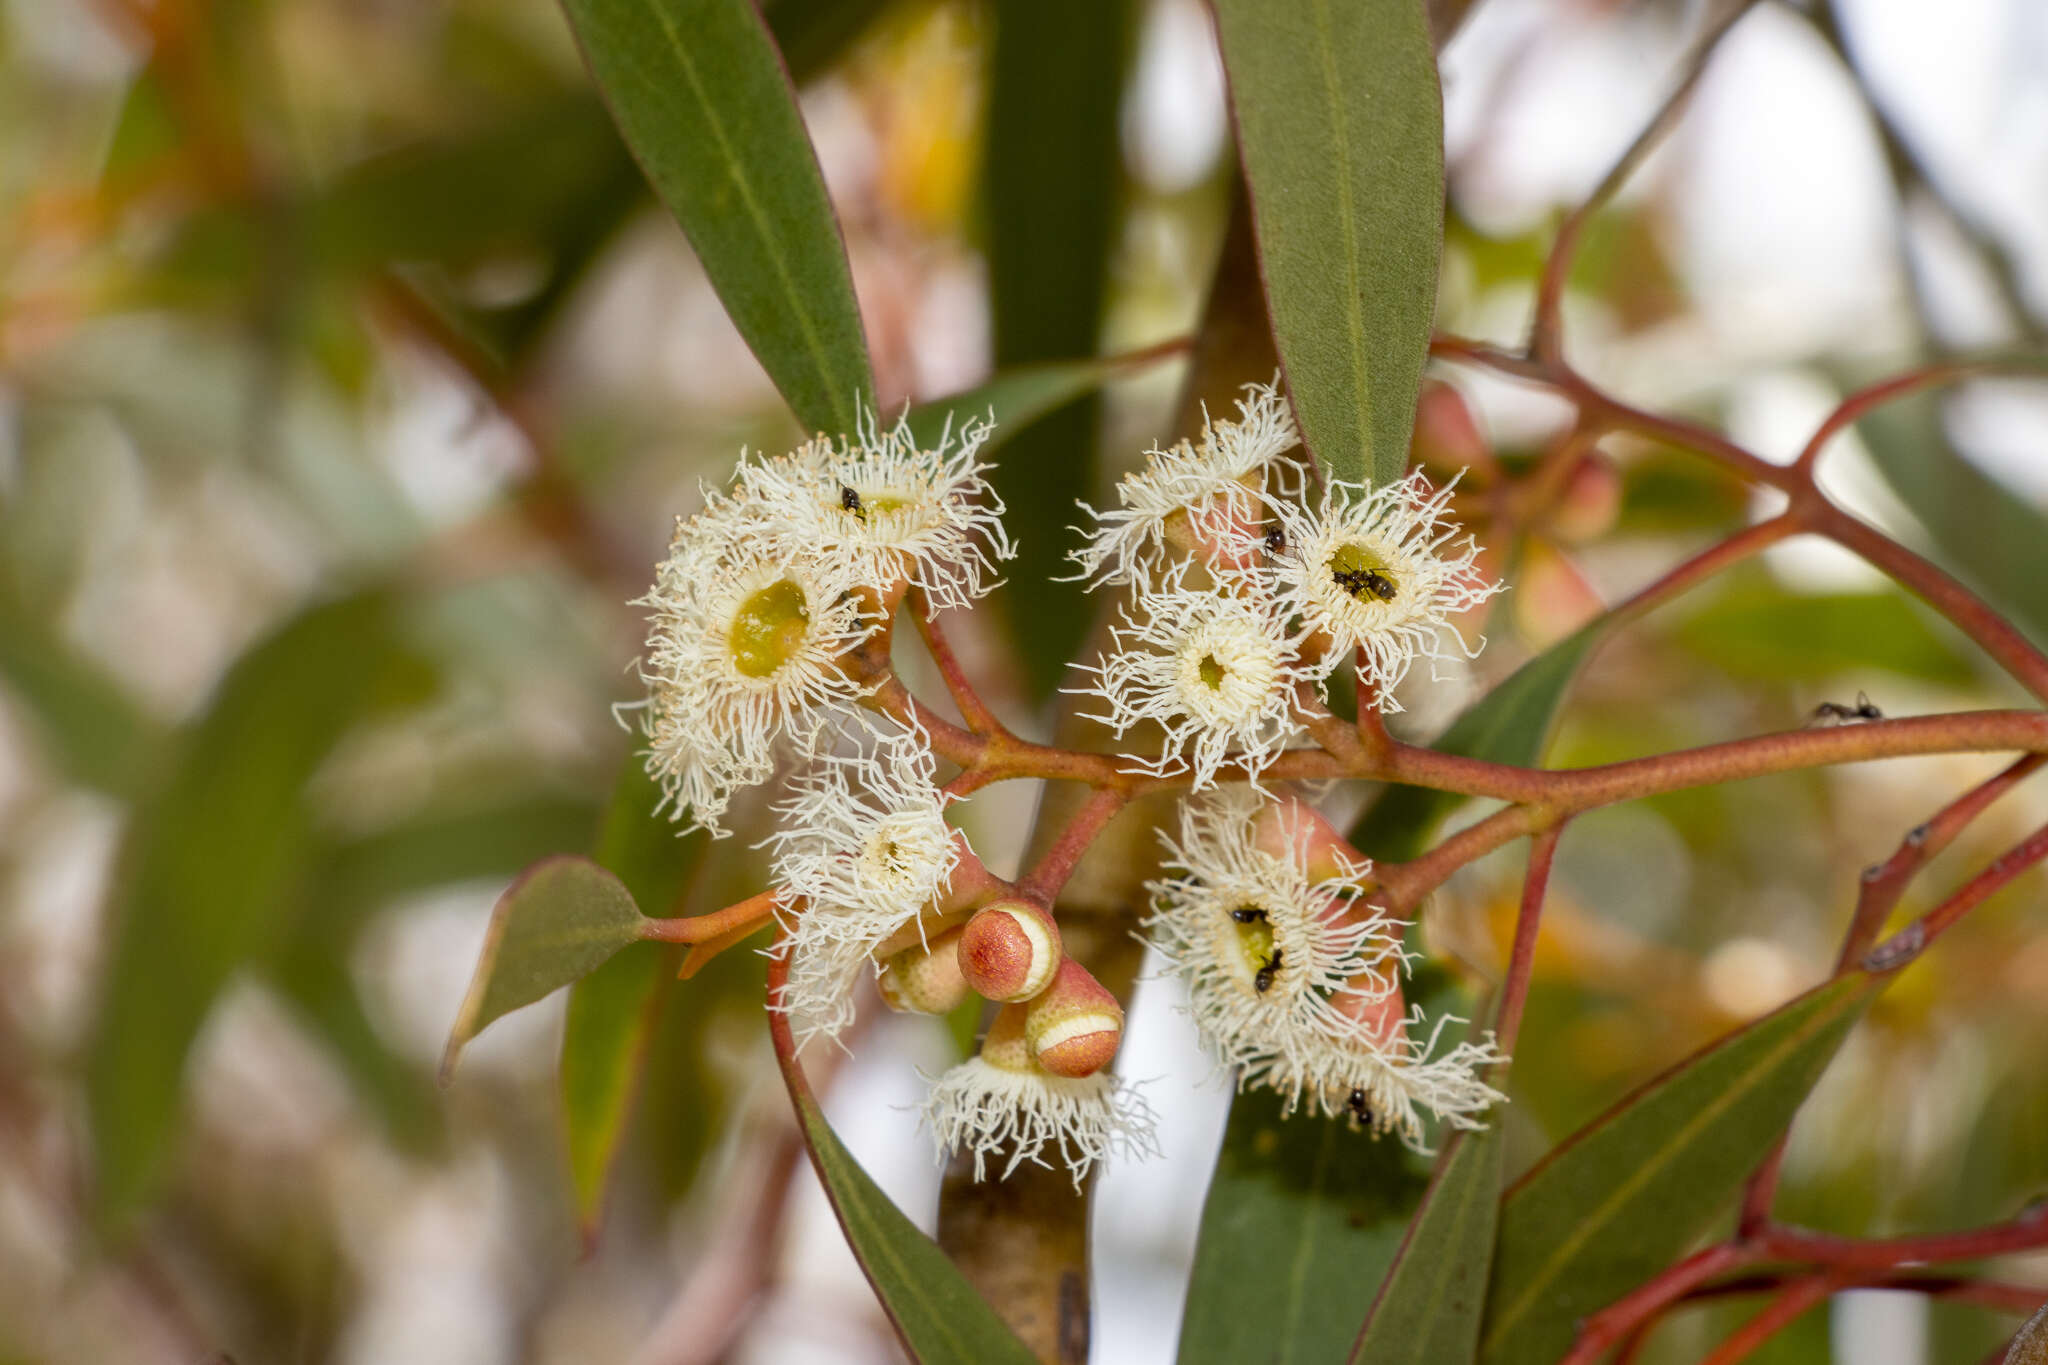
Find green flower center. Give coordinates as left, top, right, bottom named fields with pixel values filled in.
left=727, top=577, right=811, bottom=678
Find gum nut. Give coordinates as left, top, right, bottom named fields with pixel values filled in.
left=1026, top=960, right=1125, bottom=1079
left=958, top=900, right=1061, bottom=1002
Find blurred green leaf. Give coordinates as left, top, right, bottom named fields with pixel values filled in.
left=903, top=347, right=1181, bottom=456
left=561, top=761, right=707, bottom=1239
left=560, top=0, right=874, bottom=434
left=88, top=592, right=409, bottom=1227
left=269, top=936, right=441, bottom=1154
left=983, top=0, right=1133, bottom=697
left=1860, top=391, right=2048, bottom=654
left=1180, top=1088, right=1433, bottom=1364
left=1351, top=624, right=1599, bottom=860
left=441, top=855, right=649, bottom=1079
left=765, top=0, right=894, bottom=84
left=1346, top=1124, right=1505, bottom=1365
left=0, top=584, right=166, bottom=798
left=1672, top=577, right=1974, bottom=684
left=1479, top=974, right=1879, bottom=1365
left=775, top=1038, right=1036, bottom=1363
left=1213, top=0, right=1443, bottom=488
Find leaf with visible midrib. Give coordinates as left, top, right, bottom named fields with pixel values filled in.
left=560, top=0, right=872, bottom=435
left=1212, top=0, right=1444, bottom=488
left=1479, top=974, right=1881, bottom=1365
left=442, top=855, right=649, bottom=1080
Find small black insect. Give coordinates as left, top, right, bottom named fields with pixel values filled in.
left=1230, top=906, right=1269, bottom=925
left=1262, top=525, right=1285, bottom=556
left=1811, top=691, right=1882, bottom=725
left=839, top=483, right=865, bottom=517
left=1346, top=1088, right=1373, bottom=1125
left=1253, top=947, right=1284, bottom=994
left=1332, top=565, right=1398, bottom=602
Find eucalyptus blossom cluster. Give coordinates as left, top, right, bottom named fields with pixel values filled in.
left=632, top=380, right=1505, bottom=1185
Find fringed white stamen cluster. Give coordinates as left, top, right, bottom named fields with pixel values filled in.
left=768, top=722, right=960, bottom=1050
left=1072, top=560, right=1310, bottom=790
left=637, top=523, right=875, bottom=837
left=733, top=407, right=1012, bottom=612
left=1271, top=469, right=1500, bottom=705
left=1070, top=379, right=1307, bottom=589
left=1146, top=787, right=1407, bottom=1068
left=1244, top=1008, right=1508, bottom=1151
left=919, top=1059, right=1160, bottom=1188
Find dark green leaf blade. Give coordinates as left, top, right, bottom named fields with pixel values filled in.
left=561, top=760, right=706, bottom=1237
left=1179, top=1089, right=1433, bottom=1364
left=1351, top=624, right=1599, bottom=860
left=1213, top=0, right=1445, bottom=487
left=561, top=0, right=873, bottom=434
left=87, top=593, right=406, bottom=1226
left=1479, top=974, right=1880, bottom=1365
left=441, top=855, right=648, bottom=1079
left=1347, top=1124, right=1505, bottom=1365
left=767, top=956, right=1034, bottom=1363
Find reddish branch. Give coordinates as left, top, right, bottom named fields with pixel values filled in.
left=1495, top=823, right=1562, bottom=1054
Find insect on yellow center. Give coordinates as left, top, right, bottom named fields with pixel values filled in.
left=838, top=484, right=912, bottom=523
left=1327, top=543, right=1399, bottom=603
left=727, top=577, right=811, bottom=679
left=1229, top=906, right=1277, bottom=980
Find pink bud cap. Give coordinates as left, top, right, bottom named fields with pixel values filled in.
left=1025, top=959, right=1125, bottom=1078
left=958, top=900, right=1061, bottom=1003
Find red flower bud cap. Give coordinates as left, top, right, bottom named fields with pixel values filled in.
left=958, top=900, right=1061, bottom=1003
left=878, top=927, right=970, bottom=1015
left=1026, top=959, right=1125, bottom=1078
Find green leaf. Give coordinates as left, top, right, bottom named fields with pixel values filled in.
left=1479, top=974, right=1880, bottom=1365
left=441, top=855, right=650, bottom=1079
left=1212, top=0, right=1444, bottom=487
left=269, top=937, right=442, bottom=1154
left=1347, top=1124, right=1505, bottom=1365
left=903, top=348, right=1182, bottom=455
left=560, top=0, right=873, bottom=434
left=1672, top=578, right=1975, bottom=685
left=87, top=593, right=408, bottom=1226
left=561, top=760, right=707, bottom=1237
left=1860, top=392, right=2048, bottom=653
left=764, top=0, right=894, bottom=84
left=1179, top=1088, right=1433, bottom=1364
left=1350, top=624, right=1599, bottom=860
left=983, top=0, right=1133, bottom=696
left=776, top=1050, right=1037, bottom=1363
left=0, top=583, right=166, bottom=798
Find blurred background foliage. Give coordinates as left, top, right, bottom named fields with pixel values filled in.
left=2, top=0, right=2047, bottom=1361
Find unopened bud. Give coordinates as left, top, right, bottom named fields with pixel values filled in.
left=1547, top=451, right=1621, bottom=543
left=1025, top=959, right=1125, bottom=1078
left=1254, top=797, right=1364, bottom=881
left=1411, top=382, right=1490, bottom=480
left=878, top=927, right=970, bottom=1015
left=958, top=900, right=1061, bottom=1002
left=978, top=1002, right=1033, bottom=1072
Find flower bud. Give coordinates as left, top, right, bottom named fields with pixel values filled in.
left=1025, top=959, right=1125, bottom=1078
left=978, top=1002, right=1033, bottom=1071
left=957, top=899, right=1061, bottom=1002
left=878, top=927, right=970, bottom=1015
left=1547, top=450, right=1621, bottom=543
left=1254, top=796, right=1364, bottom=882
left=1410, top=382, right=1489, bottom=481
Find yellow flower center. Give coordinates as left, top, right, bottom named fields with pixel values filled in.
left=1327, top=542, right=1399, bottom=603
left=1198, top=653, right=1227, bottom=689
left=1229, top=906, right=1282, bottom=991
left=727, top=577, right=811, bottom=678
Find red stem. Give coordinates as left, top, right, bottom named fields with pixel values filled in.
left=909, top=588, right=1009, bottom=737
left=643, top=889, right=780, bottom=944
left=1886, top=816, right=2048, bottom=958
left=1017, top=787, right=1130, bottom=904
left=1696, top=1275, right=1839, bottom=1365
left=1496, top=824, right=1562, bottom=1054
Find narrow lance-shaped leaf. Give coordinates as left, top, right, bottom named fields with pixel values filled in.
left=441, top=855, right=651, bottom=1080
left=561, top=760, right=707, bottom=1238
left=1213, top=0, right=1445, bottom=488
left=87, top=592, right=409, bottom=1226
left=1479, top=974, right=1882, bottom=1365
left=1347, top=1123, right=1506, bottom=1365
left=766, top=952, right=1036, bottom=1364
left=560, top=0, right=873, bottom=434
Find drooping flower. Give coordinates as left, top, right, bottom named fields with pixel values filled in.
left=1270, top=469, right=1499, bottom=704
left=1075, top=561, right=1310, bottom=790
left=767, top=722, right=963, bottom=1048
left=920, top=1004, right=1158, bottom=1187
left=1242, top=1008, right=1507, bottom=1151
left=1146, top=787, right=1407, bottom=1071
left=733, top=407, right=1011, bottom=613
left=1070, top=378, right=1306, bottom=589
left=637, top=513, right=878, bottom=836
